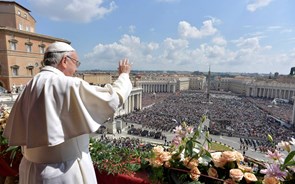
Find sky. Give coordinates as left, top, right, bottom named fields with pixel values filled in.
left=9, top=0, right=295, bottom=74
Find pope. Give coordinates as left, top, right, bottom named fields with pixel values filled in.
left=3, top=42, right=132, bottom=184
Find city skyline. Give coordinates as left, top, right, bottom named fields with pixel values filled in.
left=11, top=0, right=295, bottom=74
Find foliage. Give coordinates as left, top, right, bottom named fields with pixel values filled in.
left=89, top=138, right=150, bottom=176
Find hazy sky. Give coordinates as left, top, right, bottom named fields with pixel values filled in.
left=11, top=0, right=295, bottom=74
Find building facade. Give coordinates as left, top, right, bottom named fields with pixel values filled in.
left=189, top=76, right=206, bottom=90
left=0, top=1, right=70, bottom=90
left=76, top=72, right=112, bottom=85
left=136, top=76, right=206, bottom=93
left=137, top=80, right=177, bottom=93
left=247, top=82, right=295, bottom=100
left=214, top=76, right=295, bottom=101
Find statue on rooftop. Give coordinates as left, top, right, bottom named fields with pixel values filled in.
left=289, top=67, right=295, bottom=76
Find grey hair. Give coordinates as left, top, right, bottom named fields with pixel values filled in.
left=42, top=51, right=72, bottom=67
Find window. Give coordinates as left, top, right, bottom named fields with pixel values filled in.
left=26, top=44, right=32, bottom=52
left=19, top=23, right=22, bottom=30
left=26, top=65, right=34, bottom=76
left=12, top=68, right=18, bottom=76
left=10, top=42, right=16, bottom=50
left=25, top=40, right=33, bottom=53
left=26, top=26, right=30, bottom=32
left=9, top=35, right=18, bottom=51
left=17, top=10, right=21, bottom=15
left=39, top=46, right=45, bottom=54
left=39, top=43, right=46, bottom=54
left=24, top=14, right=27, bottom=19
left=11, top=65, right=19, bottom=76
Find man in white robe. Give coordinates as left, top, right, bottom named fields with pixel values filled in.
left=3, top=42, right=132, bottom=184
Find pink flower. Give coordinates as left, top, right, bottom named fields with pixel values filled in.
left=173, top=125, right=183, bottom=135
left=172, top=135, right=182, bottom=147
left=260, top=163, right=287, bottom=181
left=266, top=150, right=284, bottom=161
left=186, top=126, right=194, bottom=134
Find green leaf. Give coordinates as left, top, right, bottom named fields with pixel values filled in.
left=282, top=161, right=295, bottom=169
left=283, top=150, right=295, bottom=166
left=5, top=146, right=19, bottom=152
left=186, top=140, right=193, bottom=157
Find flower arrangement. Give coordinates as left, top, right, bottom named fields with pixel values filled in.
left=142, top=116, right=295, bottom=184
left=0, top=104, right=22, bottom=170
left=142, top=116, right=257, bottom=183
left=0, top=104, right=12, bottom=147
left=258, top=135, right=295, bottom=184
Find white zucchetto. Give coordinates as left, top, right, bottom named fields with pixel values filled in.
left=45, top=42, right=75, bottom=53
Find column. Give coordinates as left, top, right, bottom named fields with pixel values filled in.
left=292, top=96, right=295, bottom=126
left=139, top=93, right=142, bottom=109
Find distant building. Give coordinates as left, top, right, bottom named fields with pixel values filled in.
left=177, top=77, right=190, bottom=91
left=136, top=74, right=206, bottom=93
left=213, top=75, right=295, bottom=101
left=0, top=1, right=70, bottom=90
left=189, top=76, right=206, bottom=90
left=76, top=72, right=112, bottom=85
left=217, top=76, right=252, bottom=95
left=137, top=79, right=177, bottom=93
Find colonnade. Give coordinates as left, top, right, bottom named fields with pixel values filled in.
left=122, top=87, right=142, bottom=114
left=248, top=87, right=295, bottom=101
left=114, top=87, right=142, bottom=117
left=108, top=87, right=143, bottom=133
left=138, top=81, right=176, bottom=93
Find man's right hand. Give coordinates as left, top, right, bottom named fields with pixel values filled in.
left=118, top=59, right=131, bottom=75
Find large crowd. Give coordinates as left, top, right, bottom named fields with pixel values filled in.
left=122, top=90, right=295, bottom=144
left=97, top=136, right=155, bottom=152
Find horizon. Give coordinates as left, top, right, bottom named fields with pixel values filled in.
left=9, top=0, right=295, bottom=74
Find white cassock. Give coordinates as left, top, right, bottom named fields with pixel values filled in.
left=3, top=66, right=132, bottom=184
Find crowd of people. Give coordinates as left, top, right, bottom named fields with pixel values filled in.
left=122, top=90, right=295, bottom=144
left=97, top=136, right=154, bottom=152
left=247, top=97, right=293, bottom=123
